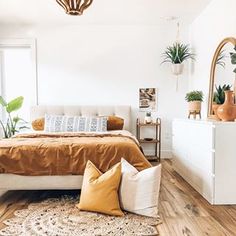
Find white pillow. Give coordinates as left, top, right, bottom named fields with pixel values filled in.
left=119, top=158, right=161, bottom=218
left=44, top=114, right=107, bottom=132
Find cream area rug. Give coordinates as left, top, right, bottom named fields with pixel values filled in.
left=0, top=197, right=161, bottom=236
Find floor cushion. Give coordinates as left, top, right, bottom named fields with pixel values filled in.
left=77, top=160, right=124, bottom=216
left=119, top=158, right=161, bottom=218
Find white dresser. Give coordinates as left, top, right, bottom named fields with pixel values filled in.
left=172, top=118, right=236, bottom=205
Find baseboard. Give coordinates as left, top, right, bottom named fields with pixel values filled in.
left=161, top=150, right=173, bottom=159
left=143, top=149, right=173, bottom=159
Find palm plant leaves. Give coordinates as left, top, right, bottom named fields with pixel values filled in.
left=0, top=120, right=7, bottom=138
left=0, top=96, right=27, bottom=138
left=0, top=96, right=7, bottom=107
left=0, top=96, right=24, bottom=113
left=162, top=42, right=195, bottom=64
left=216, top=50, right=226, bottom=68
left=6, top=96, right=24, bottom=113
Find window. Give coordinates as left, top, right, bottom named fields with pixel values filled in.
left=0, top=40, right=37, bottom=122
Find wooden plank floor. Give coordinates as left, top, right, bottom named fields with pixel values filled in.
left=0, top=160, right=236, bottom=235
left=157, top=160, right=236, bottom=236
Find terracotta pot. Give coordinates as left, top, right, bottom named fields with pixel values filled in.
left=212, top=103, right=220, bottom=115
left=172, top=63, right=184, bottom=76
left=217, top=90, right=235, bottom=121
left=234, top=105, right=236, bottom=120
left=212, top=103, right=221, bottom=120
left=234, top=77, right=236, bottom=103
left=188, top=101, right=201, bottom=112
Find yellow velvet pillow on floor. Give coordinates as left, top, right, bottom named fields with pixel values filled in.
left=77, top=160, right=124, bottom=216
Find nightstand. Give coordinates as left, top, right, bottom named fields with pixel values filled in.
left=136, top=118, right=161, bottom=162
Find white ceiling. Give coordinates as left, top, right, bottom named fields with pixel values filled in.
left=0, top=0, right=211, bottom=26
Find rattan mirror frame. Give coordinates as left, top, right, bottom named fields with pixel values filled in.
left=208, top=37, right=236, bottom=118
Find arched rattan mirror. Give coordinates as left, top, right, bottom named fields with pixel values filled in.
left=208, top=37, right=236, bottom=118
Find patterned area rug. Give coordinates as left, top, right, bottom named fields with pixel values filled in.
left=0, top=197, right=161, bottom=236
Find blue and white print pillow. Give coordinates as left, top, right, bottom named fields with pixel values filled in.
left=44, top=114, right=107, bottom=132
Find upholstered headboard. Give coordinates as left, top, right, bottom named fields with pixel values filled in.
left=30, top=105, right=131, bottom=131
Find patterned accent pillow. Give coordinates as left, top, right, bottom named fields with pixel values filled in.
left=44, top=115, right=107, bottom=132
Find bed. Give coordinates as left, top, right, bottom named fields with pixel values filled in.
left=0, top=105, right=150, bottom=190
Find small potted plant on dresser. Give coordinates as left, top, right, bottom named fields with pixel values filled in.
left=185, top=90, right=203, bottom=119
left=213, top=84, right=231, bottom=119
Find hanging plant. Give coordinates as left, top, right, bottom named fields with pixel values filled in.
left=161, top=42, right=195, bottom=75
left=162, top=43, right=194, bottom=64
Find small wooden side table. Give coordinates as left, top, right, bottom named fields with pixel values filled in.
left=136, top=118, right=161, bottom=162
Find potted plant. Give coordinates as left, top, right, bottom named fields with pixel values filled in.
left=0, top=96, right=28, bottom=138
left=213, top=84, right=231, bottom=116
left=213, top=84, right=231, bottom=104
left=185, top=91, right=203, bottom=114
left=144, top=111, right=152, bottom=124
left=162, top=42, right=195, bottom=75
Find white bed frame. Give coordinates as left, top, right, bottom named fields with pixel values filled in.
left=0, top=105, right=131, bottom=191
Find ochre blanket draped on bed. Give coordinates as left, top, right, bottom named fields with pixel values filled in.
left=0, top=131, right=151, bottom=176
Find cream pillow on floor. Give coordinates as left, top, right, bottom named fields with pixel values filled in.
left=119, top=158, right=161, bottom=218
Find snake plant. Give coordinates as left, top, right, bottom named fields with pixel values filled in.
left=162, top=42, right=195, bottom=64
left=213, top=84, right=232, bottom=105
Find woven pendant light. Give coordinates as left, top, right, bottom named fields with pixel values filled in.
left=56, top=0, right=93, bottom=15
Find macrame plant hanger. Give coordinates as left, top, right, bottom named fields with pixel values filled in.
left=175, top=22, right=180, bottom=91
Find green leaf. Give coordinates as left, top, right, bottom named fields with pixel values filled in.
left=230, top=52, right=236, bottom=64
left=214, top=84, right=232, bottom=104
left=19, top=126, right=30, bottom=130
left=0, top=96, right=25, bottom=138
left=0, top=96, right=7, bottom=107
left=6, top=96, right=24, bottom=113
left=216, top=50, right=226, bottom=68
left=161, top=42, right=195, bottom=64
left=0, top=120, right=7, bottom=138
left=185, top=90, right=204, bottom=102
left=230, top=48, right=236, bottom=73
left=13, top=116, right=20, bottom=123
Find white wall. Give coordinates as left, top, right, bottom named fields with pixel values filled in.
left=190, top=0, right=236, bottom=117
left=0, top=23, right=190, bottom=157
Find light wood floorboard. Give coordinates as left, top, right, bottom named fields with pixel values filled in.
left=0, top=160, right=235, bottom=235
left=157, top=160, right=236, bottom=236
